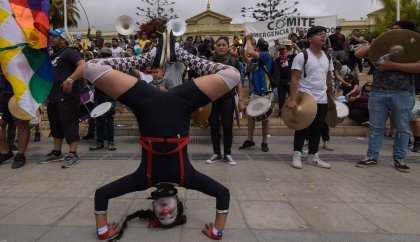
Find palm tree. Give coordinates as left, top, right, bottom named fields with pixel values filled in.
left=49, top=0, right=80, bottom=29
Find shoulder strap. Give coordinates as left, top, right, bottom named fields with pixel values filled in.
left=303, top=50, right=308, bottom=78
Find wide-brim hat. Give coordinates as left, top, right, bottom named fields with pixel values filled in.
left=282, top=92, right=317, bottom=130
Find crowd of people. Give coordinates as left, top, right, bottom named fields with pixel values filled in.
left=0, top=18, right=419, bottom=240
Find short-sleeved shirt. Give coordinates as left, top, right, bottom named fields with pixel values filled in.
left=49, top=46, right=83, bottom=103
left=149, top=78, right=174, bottom=90
left=291, top=50, right=334, bottom=104
left=252, top=52, right=273, bottom=95
left=329, top=33, right=346, bottom=51
left=111, top=47, right=124, bottom=57
left=372, top=70, right=415, bottom=93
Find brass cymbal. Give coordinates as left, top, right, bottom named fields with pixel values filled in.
left=325, top=94, right=338, bottom=128
left=368, top=29, right=420, bottom=64
left=8, top=95, right=39, bottom=120
left=282, top=92, right=317, bottom=130
left=191, top=103, right=212, bottom=127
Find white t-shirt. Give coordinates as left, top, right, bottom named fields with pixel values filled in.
left=291, top=49, right=333, bottom=104
left=111, top=47, right=124, bottom=58
left=140, top=72, right=153, bottom=83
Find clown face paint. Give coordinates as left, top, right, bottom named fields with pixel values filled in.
left=153, top=196, right=178, bottom=225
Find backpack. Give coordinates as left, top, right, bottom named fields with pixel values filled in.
left=261, top=57, right=281, bottom=88
left=302, top=49, right=332, bottom=78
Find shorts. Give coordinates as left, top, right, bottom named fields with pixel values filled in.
left=0, top=93, right=14, bottom=123
left=47, top=98, right=80, bottom=143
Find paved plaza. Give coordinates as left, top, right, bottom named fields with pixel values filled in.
left=0, top=136, right=419, bottom=242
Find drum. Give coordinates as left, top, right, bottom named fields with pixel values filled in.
left=91, top=102, right=112, bottom=118
left=411, top=100, right=420, bottom=120
left=335, top=101, right=349, bottom=124
left=246, top=97, right=273, bottom=122
left=79, top=88, right=95, bottom=121
left=411, top=100, right=420, bottom=136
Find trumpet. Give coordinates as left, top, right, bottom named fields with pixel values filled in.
left=115, top=15, right=135, bottom=35
left=166, top=19, right=187, bottom=36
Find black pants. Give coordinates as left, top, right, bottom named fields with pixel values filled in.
left=348, top=51, right=363, bottom=72
left=349, top=108, right=369, bottom=123
left=294, top=104, right=328, bottom=154
left=208, top=95, right=235, bottom=155
left=277, top=83, right=290, bottom=111
left=321, top=122, right=330, bottom=142
left=94, top=81, right=230, bottom=213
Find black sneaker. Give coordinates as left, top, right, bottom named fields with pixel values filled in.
left=12, top=153, right=25, bottom=169
left=239, top=140, right=255, bottom=150
left=261, top=142, right=269, bottom=152
left=166, top=29, right=176, bottom=63
left=153, top=31, right=167, bottom=68
left=0, top=150, right=14, bottom=165
left=90, top=142, right=104, bottom=151
left=34, top=132, right=41, bottom=142
left=355, top=157, right=378, bottom=168
left=394, top=158, right=410, bottom=173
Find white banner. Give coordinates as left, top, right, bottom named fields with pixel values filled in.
left=244, top=15, right=337, bottom=45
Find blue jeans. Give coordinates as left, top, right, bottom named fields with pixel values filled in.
left=367, top=91, right=415, bottom=160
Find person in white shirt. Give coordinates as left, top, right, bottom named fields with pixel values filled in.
left=286, top=26, right=334, bottom=169
left=111, top=38, right=124, bottom=58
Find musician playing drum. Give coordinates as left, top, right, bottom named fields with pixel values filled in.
left=84, top=29, right=240, bottom=240
left=355, top=20, right=420, bottom=173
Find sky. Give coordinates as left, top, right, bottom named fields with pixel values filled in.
left=71, top=0, right=384, bottom=31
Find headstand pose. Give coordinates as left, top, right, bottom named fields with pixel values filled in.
left=84, top=30, right=240, bottom=240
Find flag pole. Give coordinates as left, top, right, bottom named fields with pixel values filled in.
left=396, top=0, right=400, bottom=21
left=64, top=0, right=68, bottom=30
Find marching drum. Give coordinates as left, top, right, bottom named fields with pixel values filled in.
left=335, top=101, right=349, bottom=124
left=90, top=102, right=112, bottom=118
left=410, top=100, right=420, bottom=136
left=79, top=88, right=95, bottom=121
left=246, top=97, right=273, bottom=122
left=411, top=100, right=420, bottom=120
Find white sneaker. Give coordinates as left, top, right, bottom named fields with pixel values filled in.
left=224, top=155, right=237, bottom=166
left=307, top=153, right=331, bottom=169
left=292, top=151, right=302, bottom=169
left=206, top=154, right=222, bottom=164
left=323, top=141, right=334, bottom=151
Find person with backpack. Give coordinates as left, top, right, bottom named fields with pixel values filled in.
left=239, top=35, right=273, bottom=152
left=286, top=26, right=334, bottom=169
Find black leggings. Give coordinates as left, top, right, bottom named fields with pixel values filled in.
left=294, top=104, right=328, bottom=154
left=94, top=81, right=230, bottom=213
left=209, top=95, right=235, bottom=155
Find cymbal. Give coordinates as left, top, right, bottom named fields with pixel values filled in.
left=8, top=95, right=39, bottom=120
left=368, top=29, right=420, bottom=64
left=282, top=92, right=317, bottom=130
left=325, top=94, right=338, bottom=128
left=191, top=103, right=212, bottom=127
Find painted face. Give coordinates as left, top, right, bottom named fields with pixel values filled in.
left=153, top=196, right=178, bottom=226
